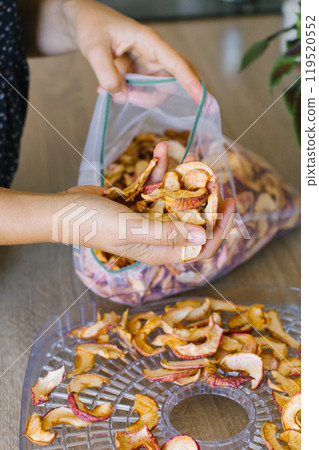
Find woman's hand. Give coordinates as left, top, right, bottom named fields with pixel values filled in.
left=62, top=0, right=202, bottom=102
left=26, top=0, right=202, bottom=103
left=62, top=142, right=236, bottom=265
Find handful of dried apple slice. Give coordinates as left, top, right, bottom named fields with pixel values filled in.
left=102, top=157, right=219, bottom=263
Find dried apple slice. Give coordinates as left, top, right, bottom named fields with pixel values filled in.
left=127, top=394, right=159, bottom=432
left=279, top=430, right=301, bottom=450
left=142, top=188, right=166, bottom=201
left=162, top=434, right=200, bottom=449
left=182, top=169, right=209, bottom=190
left=174, top=369, right=202, bottom=386
left=255, top=336, right=287, bottom=361
left=115, top=425, right=160, bottom=449
left=260, top=352, right=279, bottom=371
left=67, top=350, right=95, bottom=377
left=204, top=360, right=252, bottom=389
left=209, top=298, right=248, bottom=313
left=142, top=367, right=197, bottom=382
left=220, top=335, right=242, bottom=352
left=140, top=315, right=162, bottom=334
left=132, top=332, right=165, bottom=356
left=67, top=373, right=109, bottom=394
left=261, top=421, right=289, bottom=450
left=175, top=161, right=218, bottom=183
left=164, top=171, right=181, bottom=191
left=164, top=188, right=207, bottom=211
left=266, top=310, right=300, bottom=349
left=281, top=393, right=301, bottom=431
left=277, top=358, right=301, bottom=377
left=180, top=245, right=202, bottom=262
left=161, top=307, right=193, bottom=333
left=273, top=391, right=289, bottom=413
left=68, top=392, right=113, bottom=422
left=24, top=414, right=57, bottom=445
left=171, top=323, right=223, bottom=360
left=41, top=406, right=91, bottom=430
left=160, top=358, right=207, bottom=370
left=96, top=334, right=110, bottom=343
left=143, top=182, right=163, bottom=195
left=231, top=333, right=257, bottom=353
left=115, top=326, right=133, bottom=348
left=175, top=299, right=202, bottom=309
left=67, top=311, right=120, bottom=339
left=168, top=208, right=206, bottom=225
left=268, top=378, right=286, bottom=392
left=31, top=366, right=65, bottom=405
left=270, top=371, right=300, bottom=397
left=228, top=313, right=248, bottom=330
left=151, top=334, right=187, bottom=348
left=77, top=343, right=124, bottom=359
left=203, top=188, right=218, bottom=228
left=186, top=298, right=211, bottom=321
left=127, top=311, right=156, bottom=334
left=247, top=304, right=268, bottom=330
left=122, top=158, right=158, bottom=201
left=221, top=353, right=264, bottom=389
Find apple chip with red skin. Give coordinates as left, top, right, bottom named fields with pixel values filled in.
left=115, top=425, right=160, bottom=449
left=164, top=188, right=208, bottom=211
left=261, top=421, right=289, bottom=450
left=277, top=358, right=301, bottom=377
left=68, top=392, right=113, bottom=422
left=255, top=336, right=287, bottom=361
left=171, top=323, right=223, bottom=360
left=31, top=366, right=65, bottom=405
left=175, top=161, right=218, bottom=183
left=142, top=367, right=198, bottom=382
left=204, top=360, right=252, bottom=389
left=174, top=369, right=202, bottom=386
left=231, top=333, right=257, bottom=353
left=41, top=406, right=92, bottom=430
left=281, top=393, right=301, bottom=431
left=162, top=434, right=200, bottom=449
left=127, top=394, right=159, bottom=432
left=67, top=373, right=110, bottom=394
left=260, top=352, right=279, bottom=371
left=209, top=298, right=248, bottom=313
left=221, top=353, right=263, bottom=390
left=67, top=311, right=120, bottom=339
left=24, top=414, right=57, bottom=446
left=67, top=350, right=95, bottom=377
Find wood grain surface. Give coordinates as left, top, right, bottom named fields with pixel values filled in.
left=0, top=15, right=300, bottom=449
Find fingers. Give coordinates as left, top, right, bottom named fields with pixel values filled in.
left=85, top=42, right=127, bottom=94
left=198, top=197, right=236, bottom=260
left=152, top=36, right=203, bottom=104
left=146, top=141, right=168, bottom=184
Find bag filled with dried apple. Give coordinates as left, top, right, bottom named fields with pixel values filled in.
left=73, top=75, right=300, bottom=305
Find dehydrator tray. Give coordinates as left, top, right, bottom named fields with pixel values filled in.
left=19, top=285, right=301, bottom=449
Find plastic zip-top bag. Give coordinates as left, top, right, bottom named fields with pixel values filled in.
left=73, top=75, right=300, bottom=305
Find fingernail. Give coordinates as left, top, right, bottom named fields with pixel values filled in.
left=188, top=230, right=206, bottom=245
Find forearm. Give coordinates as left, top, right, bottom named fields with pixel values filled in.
left=18, top=0, right=77, bottom=57
left=0, top=188, right=57, bottom=244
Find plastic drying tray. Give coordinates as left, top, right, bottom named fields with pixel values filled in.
left=19, top=285, right=301, bottom=449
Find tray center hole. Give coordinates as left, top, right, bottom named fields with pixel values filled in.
left=169, top=394, right=249, bottom=441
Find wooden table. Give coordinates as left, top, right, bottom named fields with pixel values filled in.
left=0, top=15, right=300, bottom=448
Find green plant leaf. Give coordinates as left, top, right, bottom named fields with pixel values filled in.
left=283, top=80, right=301, bottom=146
left=240, top=39, right=269, bottom=71
left=283, top=78, right=301, bottom=114
left=270, top=56, right=297, bottom=88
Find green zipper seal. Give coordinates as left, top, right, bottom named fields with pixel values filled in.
left=181, top=80, right=207, bottom=162
left=93, top=77, right=206, bottom=273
